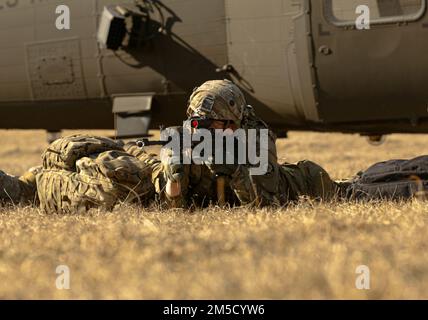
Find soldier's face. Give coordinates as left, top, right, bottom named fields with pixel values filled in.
left=209, top=120, right=238, bottom=131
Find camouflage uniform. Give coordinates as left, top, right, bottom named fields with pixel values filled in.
left=36, top=135, right=155, bottom=214
left=131, top=80, right=338, bottom=208
left=0, top=166, right=41, bottom=206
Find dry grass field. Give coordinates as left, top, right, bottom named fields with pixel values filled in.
left=0, top=129, right=427, bottom=299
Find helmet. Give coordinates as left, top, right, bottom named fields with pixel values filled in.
left=186, top=79, right=247, bottom=124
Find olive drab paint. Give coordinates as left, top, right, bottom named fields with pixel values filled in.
left=0, top=0, right=427, bottom=136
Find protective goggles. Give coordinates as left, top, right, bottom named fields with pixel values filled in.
left=189, top=118, right=235, bottom=129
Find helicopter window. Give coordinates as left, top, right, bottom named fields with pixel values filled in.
left=325, top=0, right=426, bottom=26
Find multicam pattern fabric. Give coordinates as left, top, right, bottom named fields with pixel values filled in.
left=33, top=81, right=338, bottom=211
left=36, top=169, right=118, bottom=214
left=37, top=136, right=155, bottom=214
left=123, top=142, right=160, bottom=168
left=0, top=166, right=41, bottom=205
left=42, top=134, right=124, bottom=171
left=157, top=102, right=338, bottom=208
left=279, top=160, right=338, bottom=202
left=187, top=79, right=247, bottom=123
left=77, top=150, right=155, bottom=204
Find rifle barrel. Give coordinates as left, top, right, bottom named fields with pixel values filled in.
left=136, top=139, right=168, bottom=147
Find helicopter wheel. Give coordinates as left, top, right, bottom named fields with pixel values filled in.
left=366, top=134, right=386, bottom=146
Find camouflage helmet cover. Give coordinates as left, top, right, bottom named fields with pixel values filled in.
left=186, top=79, right=246, bottom=123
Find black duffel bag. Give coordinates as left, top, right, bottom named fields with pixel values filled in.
left=346, top=156, right=428, bottom=200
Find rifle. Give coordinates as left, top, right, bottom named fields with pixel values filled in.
left=136, top=138, right=168, bottom=148
left=135, top=118, right=217, bottom=149
left=135, top=120, right=236, bottom=206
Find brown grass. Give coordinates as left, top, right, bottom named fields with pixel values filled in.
left=0, top=130, right=427, bottom=299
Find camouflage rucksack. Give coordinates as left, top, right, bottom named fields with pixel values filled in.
left=37, top=135, right=155, bottom=213
left=42, top=134, right=124, bottom=171
left=36, top=169, right=118, bottom=214
left=76, top=150, right=155, bottom=205
left=346, top=155, right=428, bottom=200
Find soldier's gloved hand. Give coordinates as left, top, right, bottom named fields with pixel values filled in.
left=164, top=162, right=184, bottom=183
left=160, top=126, right=186, bottom=183
left=161, top=144, right=186, bottom=201
left=204, top=156, right=240, bottom=177
left=161, top=145, right=184, bottom=183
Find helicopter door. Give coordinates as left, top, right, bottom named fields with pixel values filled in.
left=311, top=0, right=428, bottom=123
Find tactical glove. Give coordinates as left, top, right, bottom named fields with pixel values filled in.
left=161, top=138, right=184, bottom=183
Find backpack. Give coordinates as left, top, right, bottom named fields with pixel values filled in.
left=346, top=155, right=428, bottom=200
left=36, top=169, right=118, bottom=214
left=42, top=135, right=124, bottom=171
left=37, top=135, right=155, bottom=213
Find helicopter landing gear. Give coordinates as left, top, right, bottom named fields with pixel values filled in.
left=365, top=134, right=386, bottom=146
left=47, top=130, right=62, bottom=144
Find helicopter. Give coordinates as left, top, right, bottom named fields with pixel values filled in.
left=0, top=0, right=426, bottom=143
